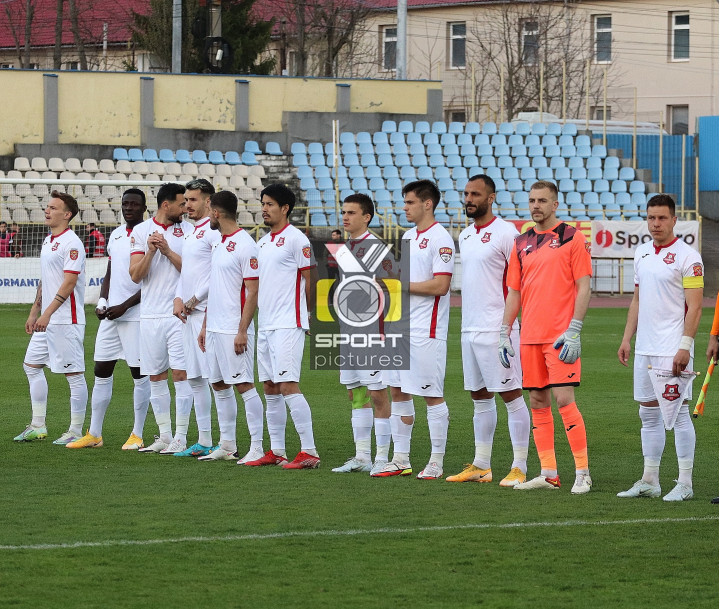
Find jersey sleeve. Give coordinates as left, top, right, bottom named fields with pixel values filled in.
left=63, top=240, right=85, bottom=274
left=294, top=233, right=316, bottom=271
left=681, top=250, right=704, bottom=289
left=506, top=245, right=521, bottom=291
left=570, top=231, right=593, bottom=280
left=130, top=225, right=147, bottom=256
left=633, top=248, right=641, bottom=286
left=241, top=240, right=260, bottom=280
left=432, top=233, right=454, bottom=276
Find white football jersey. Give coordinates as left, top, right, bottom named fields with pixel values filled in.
left=206, top=228, right=259, bottom=335
left=403, top=221, right=455, bottom=340
left=107, top=224, right=141, bottom=322
left=130, top=217, right=193, bottom=319
left=458, top=216, right=519, bottom=333
left=40, top=228, right=85, bottom=325
left=175, top=217, right=221, bottom=312
left=257, top=223, right=316, bottom=331
left=634, top=237, right=704, bottom=357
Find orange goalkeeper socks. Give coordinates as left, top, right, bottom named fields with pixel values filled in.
left=531, top=406, right=557, bottom=475
left=559, top=402, right=589, bottom=471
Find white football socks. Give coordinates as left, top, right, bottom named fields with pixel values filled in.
left=505, top=395, right=530, bottom=472
left=374, top=417, right=391, bottom=462
left=132, top=376, right=151, bottom=438
left=265, top=393, right=287, bottom=456
left=213, top=387, right=238, bottom=453
left=24, top=364, right=48, bottom=427
left=67, top=373, right=87, bottom=435
left=285, top=393, right=317, bottom=455
left=472, top=397, right=496, bottom=469
left=89, top=375, right=113, bottom=437
left=639, top=405, right=665, bottom=486
left=173, top=379, right=192, bottom=444
left=673, top=404, right=696, bottom=487
left=188, top=377, right=213, bottom=447
left=149, top=380, right=172, bottom=443
left=427, top=402, right=449, bottom=467
left=390, top=400, right=414, bottom=464
left=352, top=408, right=373, bottom=461
left=240, top=387, right=264, bottom=450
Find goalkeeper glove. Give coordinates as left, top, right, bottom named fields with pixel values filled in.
left=553, top=319, right=583, bottom=364
left=498, top=324, right=515, bottom=369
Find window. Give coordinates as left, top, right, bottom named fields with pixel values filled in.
left=449, top=22, right=466, bottom=69
left=449, top=110, right=466, bottom=123
left=668, top=105, right=688, bottom=135
left=65, top=61, right=79, bottom=70
left=382, top=26, right=397, bottom=71
left=591, top=105, right=612, bottom=121
left=593, top=15, right=612, bottom=63
left=0, top=63, right=14, bottom=69
left=670, top=12, right=689, bottom=60
left=522, top=20, right=539, bottom=65
left=28, top=63, right=40, bottom=70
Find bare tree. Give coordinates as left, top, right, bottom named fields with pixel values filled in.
left=68, top=0, right=88, bottom=69
left=465, top=1, right=622, bottom=122
left=2, top=0, right=35, bottom=68
left=53, top=0, right=64, bottom=69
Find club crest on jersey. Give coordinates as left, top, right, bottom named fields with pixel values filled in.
left=481, top=232, right=491, bottom=244
left=173, top=227, right=184, bottom=237
left=419, top=238, right=429, bottom=249
left=356, top=247, right=365, bottom=258
left=662, top=383, right=681, bottom=401
left=52, top=242, right=60, bottom=251
left=276, top=237, right=285, bottom=247
left=69, top=248, right=78, bottom=260
left=382, top=259, right=393, bottom=272
left=439, top=247, right=452, bottom=263
left=693, top=263, right=703, bottom=276
left=302, top=246, right=312, bottom=259
left=250, top=257, right=258, bottom=270
left=195, top=230, right=205, bottom=239
left=585, top=242, right=591, bottom=254
left=549, top=237, right=560, bottom=249
left=663, top=252, right=676, bottom=265
left=226, top=241, right=236, bottom=252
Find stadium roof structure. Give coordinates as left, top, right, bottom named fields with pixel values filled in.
left=0, top=0, right=148, bottom=51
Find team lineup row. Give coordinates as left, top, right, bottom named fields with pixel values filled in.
left=15, top=177, right=710, bottom=500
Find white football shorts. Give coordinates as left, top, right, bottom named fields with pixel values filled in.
left=634, top=354, right=694, bottom=403
left=340, top=368, right=386, bottom=391
left=94, top=318, right=141, bottom=366
left=257, top=328, right=305, bottom=384
left=206, top=330, right=255, bottom=385
left=385, top=335, right=446, bottom=398
left=182, top=310, right=208, bottom=379
left=461, top=329, right=522, bottom=393
left=25, top=324, right=86, bottom=374
left=139, top=316, right=186, bottom=376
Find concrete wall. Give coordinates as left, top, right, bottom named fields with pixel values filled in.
left=0, top=71, right=442, bottom=156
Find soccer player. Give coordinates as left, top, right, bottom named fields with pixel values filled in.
left=170, top=179, right=220, bottom=457
left=331, top=193, right=392, bottom=475
left=245, top=183, right=320, bottom=469
left=617, top=194, right=704, bottom=502
left=67, top=189, right=151, bottom=449
left=129, top=182, right=194, bottom=454
left=372, top=180, right=455, bottom=480
left=499, top=180, right=593, bottom=494
left=197, top=190, right=264, bottom=462
left=447, top=174, right=530, bottom=486
left=15, top=191, right=87, bottom=444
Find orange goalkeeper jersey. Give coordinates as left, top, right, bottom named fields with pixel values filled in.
left=507, top=221, right=592, bottom=344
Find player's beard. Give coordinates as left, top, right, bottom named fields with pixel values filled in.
left=465, top=202, right=488, bottom=219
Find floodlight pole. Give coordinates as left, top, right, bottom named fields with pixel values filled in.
left=396, top=0, right=407, bottom=80
left=171, top=0, right=182, bottom=73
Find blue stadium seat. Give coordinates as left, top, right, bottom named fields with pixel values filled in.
left=415, top=121, right=430, bottom=133
left=589, top=167, right=605, bottom=182
left=412, top=155, right=428, bottom=167
left=555, top=167, right=571, bottom=180
left=497, top=155, right=513, bottom=169
left=299, top=177, right=316, bottom=191
left=520, top=167, right=537, bottom=181
left=629, top=192, right=645, bottom=207
left=143, top=148, right=159, bottom=162
left=308, top=154, right=325, bottom=167
left=494, top=144, right=510, bottom=157
left=604, top=156, right=620, bottom=170
left=514, top=156, right=530, bottom=169
left=375, top=143, right=392, bottom=156
left=611, top=180, right=628, bottom=194
left=241, top=152, right=258, bottom=165
left=546, top=123, right=562, bottom=136
left=586, top=202, right=604, bottom=218
left=486, top=166, right=502, bottom=179
left=310, top=213, right=328, bottom=226
left=356, top=132, right=371, bottom=144
left=389, top=132, right=405, bottom=145
left=493, top=178, right=505, bottom=191
left=316, top=177, right=332, bottom=190
left=429, top=155, right=445, bottom=168
left=440, top=133, right=456, bottom=146
left=388, top=176, right=405, bottom=190
left=605, top=203, right=622, bottom=219
left=423, top=133, right=439, bottom=146
left=473, top=133, right=489, bottom=147
left=405, top=133, right=421, bottom=146
left=480, top=155, right=496, bottom=168
left=128, top=148, right=143, bottom=162
left=591, top=145, right=607, bottom=158
left=566, top=157, right=582, bottom=170
left=614, top=192, right=631, bottom=207
left=603, top=167, right=619, bottom=181
left=157, top=148, right=174, bottom=162
left=506, top=178, right=523, bottom=192
left=290, top=143, right=306, bottom=155
left=498, top=122, right=514, bottom=135
left=376, top=154, right=392, bottom=167
left=532, top=156, right=548, bottom=169
left=435, top=166, right=451, bottom=180
left=546, top=145, right=561, bottom=158
left=432, top=121, right=447, bottom=134
left=393, top=142, right=408, bottom=156
left=459, top=144, right=475, bottom=157
left=561, top=123, right=578, bottom=136
left=577, top=145, right=592, bottom=158
left=452, top=166, right=468, bottom=180
left=619, top=167, right=635, bottom=181
left=629, top=181, right=645, bottom=194
left=347, top=165, right=363, bottom=180
left=583, top=192, right=599, bottom=205
left=206, top=150, right=223, bottom=164
left=528, top=145, right=544, bottom=158
left=598, top=192, right=615, bottom=206
left=315, top=166, right=331, bottom=179
left=382, top=120, right=397, bottom=133
left=449, top=122, right=464, bottom=134
left=550, top=157, right=565, bottom=170
left=339, top=132, right=354, bottom=145
left=444, top=143, right=460, bottom=156
left=244, top=141, right=261, bottom=154
left=360, top=154, right=377, bottom=168
left=571, top=167, right=587, bottom=180
left=337, top=177, right=351, bottom=190
left=297, top=166, right=313, bottom=179
left=576, top=179, right=592, bottom=193
left=491, top=134, right=507, bottom=147
left=559, top=178, right=575, bottom=192
left=503, top=167, right=519, bottom=180
left=373, top=132, right=389, bottom=145
left=113, top=147, right=129, bottom=161
left=457, top=133, right=472, bottom=146
left=408, top=143, right=425, bottom=157
left=425, top=143, right=441, bottom=156
left=511, top=145, right=527, bottom=158
left=350, top=177, right=367, bottom=190
left=514, top=122, right=531, bottom=136
left=437, top=177, right=454, bottom=192
left=465, top=122, right=481, bottom=134
left=175, top=149, right=192, bottom=163
left=446, top=155, right=462, bottom=168
left=306, top=142, right=322, bottom=155
left=444, top=191, right=462, bottom=206
left=586, top=157, right=602, bottom=170
left=537, top=167, right=554, bottom=180
left=541, top=135, right=557, bottom=148
left=576, top=135, right=591, bottom=147
left=222, top=150, right=240, bottom=165
left=395, top=154, right=410, bottom=167
left=341, top=143, right=357, bottom=156
left=463, top=156, right=480, bottom=169
left=456, top=177, right=469, bottom=192
left=482, top=122, right=498, bottom=135
left=531, top=123, right=547, bottom=136
left=558, top=135, right=574, bottom=147
left=382, top=166, right=399, bottom=179
left=508, top=134, right=524, bottom=147
left=369, top=215, right=382, bottom=228
left=192, top=150, right=209, bottom=164
left=477, top=143, right=493, bottom=158
left=496, top=190, right=512, bottom=206
left=266, top=142, right=282, bottom=155
left=561, top=145, right=577, bottom=158
left=417, top=166, right=434, bottom=180
left=368, top=177, right=385, bottom=191
left=525, top=134, right=540, bottom=147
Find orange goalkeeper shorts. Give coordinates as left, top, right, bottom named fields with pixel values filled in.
left=520, top=343, right=582, bottom=390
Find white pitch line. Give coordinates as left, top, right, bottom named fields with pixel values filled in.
left=1, top=515, right=716, bottom=552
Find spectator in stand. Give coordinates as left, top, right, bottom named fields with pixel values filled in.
left=0, top=222, right=11, bottom=257
left=85, top=223, right=106, bottom=258
left=327, top=229, right=342, bottom=281
left=9, top=223, right=23, bottom=257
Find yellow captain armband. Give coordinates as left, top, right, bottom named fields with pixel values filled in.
left=682, top=276, right=704, bottom=289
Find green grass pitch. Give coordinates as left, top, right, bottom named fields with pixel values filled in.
left=1, top=304, right=717, bottom=608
